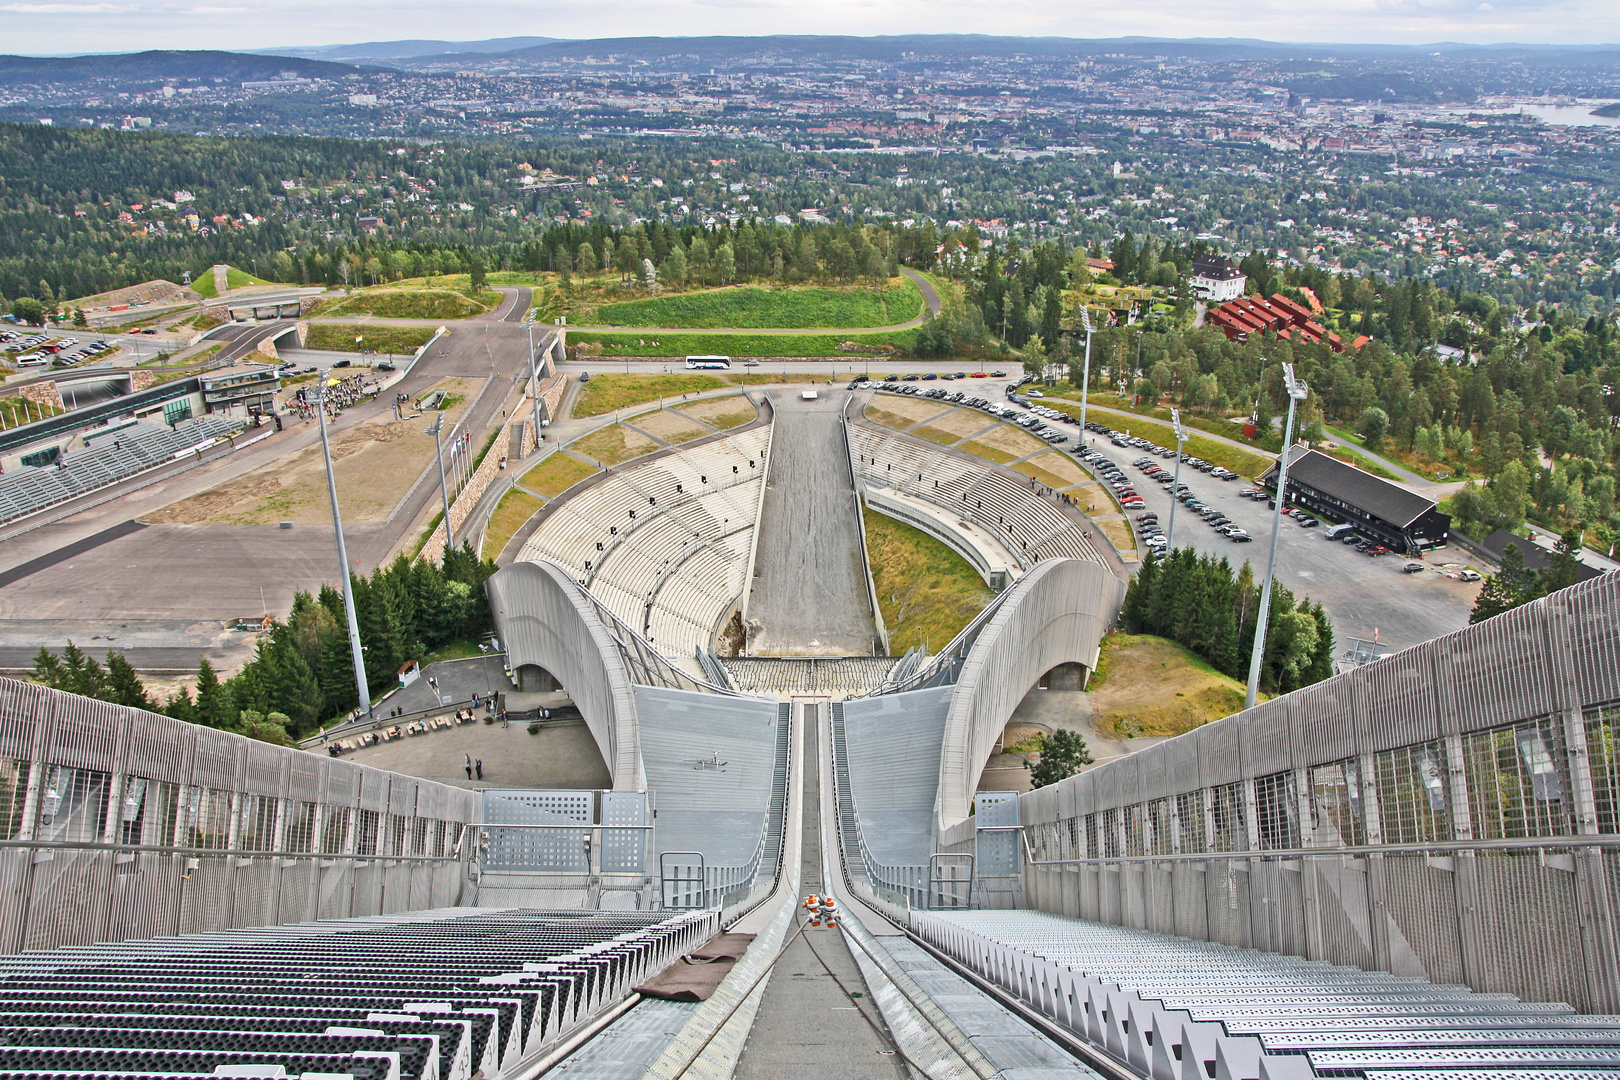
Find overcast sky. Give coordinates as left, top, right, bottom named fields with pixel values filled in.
left=4, top=0, right=1618, bottom=56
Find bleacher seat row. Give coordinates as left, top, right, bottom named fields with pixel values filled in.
left=912, top=910, right=1620, bottom=1080
left=850, top=427, right=1102, bottom=568
left=518, top=428, right=771, bottom=662
left=0, top=906, right=717, bottom=1080
left=0, top=418, right=246, bottom=525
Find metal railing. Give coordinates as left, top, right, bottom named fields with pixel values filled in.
left=1016, top=573, right=1620, bottom=1012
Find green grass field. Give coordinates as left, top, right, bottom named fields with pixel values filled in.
left=568, top=329, right=914, bottom=358
left=519, top=453, right=599, bottom=497
left=483, top=490, right=545, bottom=560
left=591, top=282, right=922, bottom=329
left=864, top=507, right=994, bottom=654
left=303, top=324, right=438, bottom=354
left=573, top=373, right=733, bottom=418
left=225, top=266, right=274, bottom=290
left=321, top=288, right=492, bottom=320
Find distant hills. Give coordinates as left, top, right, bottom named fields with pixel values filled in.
left=0, top=50, right=363, bottom=86
left=253, top=37, right=559, bottom=62
left=3, top=36, right=1619, bottom=86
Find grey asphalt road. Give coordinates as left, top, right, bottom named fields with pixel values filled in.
left=1080, top=439, right=1482, bottom=655
left=0, top=315, right=557, bottom=644
left=746, top=390, right=879, bottom=657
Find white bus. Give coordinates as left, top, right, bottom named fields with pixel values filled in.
left=685, top=355, right=732, bottom=370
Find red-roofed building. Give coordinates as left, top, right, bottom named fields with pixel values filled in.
left=1209, top=293, right=1363, bottom=352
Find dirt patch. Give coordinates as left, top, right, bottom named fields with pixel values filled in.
left=680, top=394, right=757, bottom=426
left=955, top=439, right=1017, bottom=465
left=864, top=396, right=953, bottom=425
left=72, top=278, right=200, bottom=310
left=632, top=409, right=710, bottom=444
left=1096, top=515, right=1136, bottom=556
left=1087, top=633, right=1249, bottom=738
left=973, top=422, right=1047, bottom=458
left=572, top=424, right=660, bottom=466
left=923, top=407, right=998, bottom=439
left=146, top=379, right=476, bottom=526
left=910, top=425, right=965, bottom=446
left=1025, top=451, right=1086, bottom=487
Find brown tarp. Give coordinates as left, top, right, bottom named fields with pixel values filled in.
left=633, top=932, right=756, bottom=1002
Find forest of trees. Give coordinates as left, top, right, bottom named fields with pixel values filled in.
left=1120, top=547, right=1336, bottom=696
left=30, top=547, right=497, bottom=744
left=964, top=235, right=1618, bottom=555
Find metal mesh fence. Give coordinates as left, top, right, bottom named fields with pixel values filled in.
left=0, top=678, right=475, bottom=955
left=1013, top=575, right=1620, bottom=1013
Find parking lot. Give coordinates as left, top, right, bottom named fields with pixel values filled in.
left=1074, top=428, right=1482, bottom=654
left=869, top=377, right=1483, bottom=654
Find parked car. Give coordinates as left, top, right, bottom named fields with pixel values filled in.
left=1402, top=562, right=1426, bottom=574
left=1459, top=569, right=1482, bottom=582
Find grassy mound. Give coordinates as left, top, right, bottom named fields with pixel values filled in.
left=303, top=323, right=437, bottom=354
left=1087, top=633, right=1252, bottom=738
left=594, top=282, right=922, bottom=329
left=324, top=288, right=491, bottom=320
left=568, top=329, right=914, bottom=357
left=864, top=507, right=994, bottom=654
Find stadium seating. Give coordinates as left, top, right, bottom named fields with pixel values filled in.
left=0, top=906, right=716, bottom=1080
left=517, top=428, right=770, bottom=662
left=850, top=427, right=1103, bottom=567
left=0, top=417, right=247, bottom=525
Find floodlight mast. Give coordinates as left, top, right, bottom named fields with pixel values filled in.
left=1078, top=306, right=1094, bottom=437
left=1166, top=407, right=1188, bottom=550
left=314, top=370, right=372, bottom=720
left=1244, top=362, right=1310, bottom=710
left=526, top=312, right=545, bottom=443
left=427, top=412, right=454, bottom=553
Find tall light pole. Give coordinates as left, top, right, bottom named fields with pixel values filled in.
left=1245, top=362, right=1309, bottom=710
left=315, top=370, right=372, bottom=720
left=1078, top=306, right=1094, bottom=438
left=1166, top=407, right=1188, bottom=551
left=526, top=313, right=545, bottom=444
left=427, top=412, right=454, bottom=554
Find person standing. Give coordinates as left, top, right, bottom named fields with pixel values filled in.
left=464, top=755, right=473, bottom=780
left=475, top=759, right=484, bottom=781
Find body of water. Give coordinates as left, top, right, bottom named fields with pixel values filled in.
left=1514, top=103, right=1620, bottom=128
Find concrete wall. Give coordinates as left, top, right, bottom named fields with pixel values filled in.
left=486, top=560, right=646, bottom=791
left=935, top=558, right=1126, bottom=838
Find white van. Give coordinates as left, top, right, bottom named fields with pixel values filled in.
left=15, top=353, right=46, bottom=367
left=1324, top=523, right=1357, bottom=541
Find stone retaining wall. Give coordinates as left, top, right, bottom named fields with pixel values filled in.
left=420, top=423, right=512, bottom=564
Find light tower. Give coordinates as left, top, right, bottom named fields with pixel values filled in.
left=1166, top=407, right=1188, bottom=551
left=1245, top=362, right=1309, bottom=710
left=1077, top=305, right=1095, bottom=437
left=314, top=370, right=372, bottom=720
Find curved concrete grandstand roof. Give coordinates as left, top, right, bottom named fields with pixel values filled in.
left=488, top=559, right=649, bottom=791
left=488, top=558, right=741, bottom=792
left=936, top=557, right=1127, bottom=834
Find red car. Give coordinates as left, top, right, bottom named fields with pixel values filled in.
left=970, top=371, right=989, bottom=378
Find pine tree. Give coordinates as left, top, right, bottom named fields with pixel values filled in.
left=193, top=659, right=233, bottom=729
left=105, top=652, right=154, bottom=710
